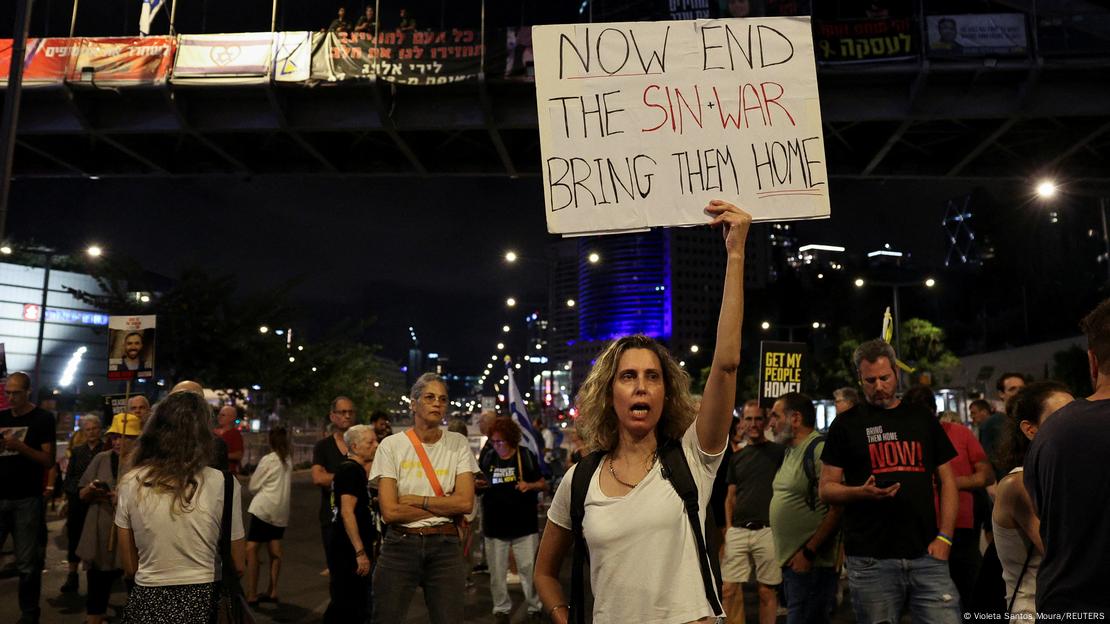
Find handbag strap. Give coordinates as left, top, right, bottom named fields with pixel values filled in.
left=220, top=471, right=235, bottom=580
left=406, top=429, right=445, bottom=497
left=1007, top=543, right=1035, bottom=614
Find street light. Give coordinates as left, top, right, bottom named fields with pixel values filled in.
left=760, top=321, right=771, bottom=330
left=690, top=344, right=699, bottom=353
left=506, top=297, right=517, bottom=307
left=505, top=251, right=518, bottom=263
left=497, top=342, right=505, bottom=350
left=0, top=245, right=11, bottom=255
left=854, top=278, right=865, bottom=288
left=1035, top=180, right=1057, bottom=199
left=86, top=245, right=102, bottom=258
left=566, top=299, right=576, bottom=307
left=588, top=252, right=601, bottom=264
left=925, top=277, right=936, bottom=288
left=259, top=325, right=269, bottom=334
left=502, top=325, right=510, bottom=333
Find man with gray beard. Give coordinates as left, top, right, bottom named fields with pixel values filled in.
left=769, top=392, right=842, bottom=624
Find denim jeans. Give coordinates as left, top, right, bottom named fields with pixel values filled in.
left=846, top=555, right=961, bottom=624
left=782, top=566, right=838, bottom=624
left=371, top=530, right=466, bottom=624
left=0, top=496, right=45, bottom=622
left=486, top=533, right=542, bottom=615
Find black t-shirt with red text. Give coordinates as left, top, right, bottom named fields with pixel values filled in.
left=821, top=401, right=956, bottom=559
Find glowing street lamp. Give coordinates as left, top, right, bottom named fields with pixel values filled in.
left=566, top=298, right=576, bottom=307
left=925, top=277, right=936, bottom=288
left=760, top=321, right=771, bottom=330
left=587, top=252, right=601, bottom=264
left=1035, top=180, right=1057, bottom=199
left=86, top=245, right=103, bottom=258
left=506, top=297, right=517, bottom=307
left=505, top=251, right=518, bottom=263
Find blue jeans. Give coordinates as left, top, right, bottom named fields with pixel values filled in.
left=783, top=566, right=838, bottom=624
left=846, top=555, right=961, bottom=624
left=0, top=496, right=45, bottom=622
left=371, top=531, right=466, bottom=624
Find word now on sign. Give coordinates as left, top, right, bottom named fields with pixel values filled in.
left=533, top=17, right=830, bottom=236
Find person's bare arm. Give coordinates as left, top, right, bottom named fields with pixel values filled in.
left=311, top=465, right=334, bottom=489
left=377, top=477, right=435, bottom=524
left=696, top=201, right=751, bottom=454
left=929, top=461, right=959, bottom=560
left=535, top=520, right=574, bottom=624
left=819, top=464, right=900, bottom=504
left=955, top=460, right=995, bottom=491
left=2, top=437, right=52, bottom=469
left=787, top=505, right=843, bottom=572
left=1000, top=477, right=1045, bottom=555
left=398, top=472, right=476, bottom=517
left=340, top=492, right=372, bottom=575
left=231, top=538, right=246, bottom=576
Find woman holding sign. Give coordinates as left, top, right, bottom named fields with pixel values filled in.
left=534, top=200, right=751, bottom=624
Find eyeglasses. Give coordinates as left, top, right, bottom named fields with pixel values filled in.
left=421, top=393, right=449, bottom=405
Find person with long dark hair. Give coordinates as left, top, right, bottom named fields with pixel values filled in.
left=115, top=391, right=245, bottom=623
left=245, top=426, right=293, bottom=605
left=534, top=201, right=751, bottom=624
left=993, top=381, right=1072, bottom=619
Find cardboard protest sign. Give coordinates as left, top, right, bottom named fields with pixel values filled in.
left=533, top=17, right=829, bottom=236
left=758, top=341, right=807, bottom=408
left=102, top=393, right=131, bottom=417
left=107, top=315, right=156, bottom=381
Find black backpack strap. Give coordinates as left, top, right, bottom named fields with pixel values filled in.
left=658, top=439, right=723, bottom=617
left=801, top=435, right=826, bottom=511
left=570, top=450, right=605, bottom=624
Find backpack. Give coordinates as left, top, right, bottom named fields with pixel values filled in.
left=568, top=438, right=723, bottom=624
left=801, top=434, right=826, bottom=511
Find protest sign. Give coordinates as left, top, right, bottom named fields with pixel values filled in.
left=533, top=17, right=829, bottom=236
left=66, top=37, right=176, bottom=86
left=102, top=393, right=131, bottom=417
left=758, top=341, right=807, bottom=408
left=107, top=315, right=156, bottom=381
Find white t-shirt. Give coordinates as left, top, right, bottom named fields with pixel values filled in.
left=115, top=466, right=245, bottom=587
left=548, top=423, right=724, bottom=624
left=368, top=429, right=479, bottom=528
left=247, top=452, right=293, bottom=527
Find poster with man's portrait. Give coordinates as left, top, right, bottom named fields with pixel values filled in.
left=107, top=315, right=156, bottom=381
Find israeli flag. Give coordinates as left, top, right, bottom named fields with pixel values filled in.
left=507, top=364, right=550, bottom=476
left=139, top=0, right=165, bottom=36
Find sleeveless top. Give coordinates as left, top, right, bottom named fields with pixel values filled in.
left=992, top=467, right=1041, bottom=620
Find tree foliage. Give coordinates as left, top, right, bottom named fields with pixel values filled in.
left=898, top=318, right=960, bottom=384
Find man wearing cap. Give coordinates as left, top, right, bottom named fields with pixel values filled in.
left=370, top=373, right=478, bottom=624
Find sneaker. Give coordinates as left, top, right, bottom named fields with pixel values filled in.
left=506, top=572, right=522, bottom=585
left=59, top=572, right=79, bottom=593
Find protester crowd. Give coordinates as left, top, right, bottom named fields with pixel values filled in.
left=1, top=203, right=1108, bottom=623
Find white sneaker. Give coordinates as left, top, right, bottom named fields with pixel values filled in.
left=506, top=572, right=522, bottom=585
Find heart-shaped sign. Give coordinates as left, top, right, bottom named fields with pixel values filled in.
left=209, top=45, right=242, bottom=66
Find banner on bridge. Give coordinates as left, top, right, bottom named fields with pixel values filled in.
left=173, top=33, right=275, bottom=85
left=66, top=37, right=176, bottom=86
left=813, top=17, right=916, bottom=63
left=310, top=28, right=502, bottom=85
left=0, top=38, right=77, bottom=87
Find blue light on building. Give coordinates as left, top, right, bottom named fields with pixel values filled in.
left=577, top=230, right=671, bottom=342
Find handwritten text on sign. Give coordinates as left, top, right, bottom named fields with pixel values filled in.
left=534, top=18, right=829, bottom=235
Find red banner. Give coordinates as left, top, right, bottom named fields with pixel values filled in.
left=0, top=38, right=76, bottom=87
left=65, top=37, right=176, bottom=86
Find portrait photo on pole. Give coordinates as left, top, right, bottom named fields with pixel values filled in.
left=533, top=16, right=830, bottom=236
left=107, top=315, right=156, bottom=380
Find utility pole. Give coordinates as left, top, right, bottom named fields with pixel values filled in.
left=0, top=0, right=36, bottom=240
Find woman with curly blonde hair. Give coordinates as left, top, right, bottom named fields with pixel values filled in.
left=535, top=200, right=752, bottom=624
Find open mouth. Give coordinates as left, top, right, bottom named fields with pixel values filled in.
left=629, top=402, right=652, bottom=417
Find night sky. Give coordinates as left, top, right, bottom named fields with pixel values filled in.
left=10, top=173, right=1071, bottom=376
